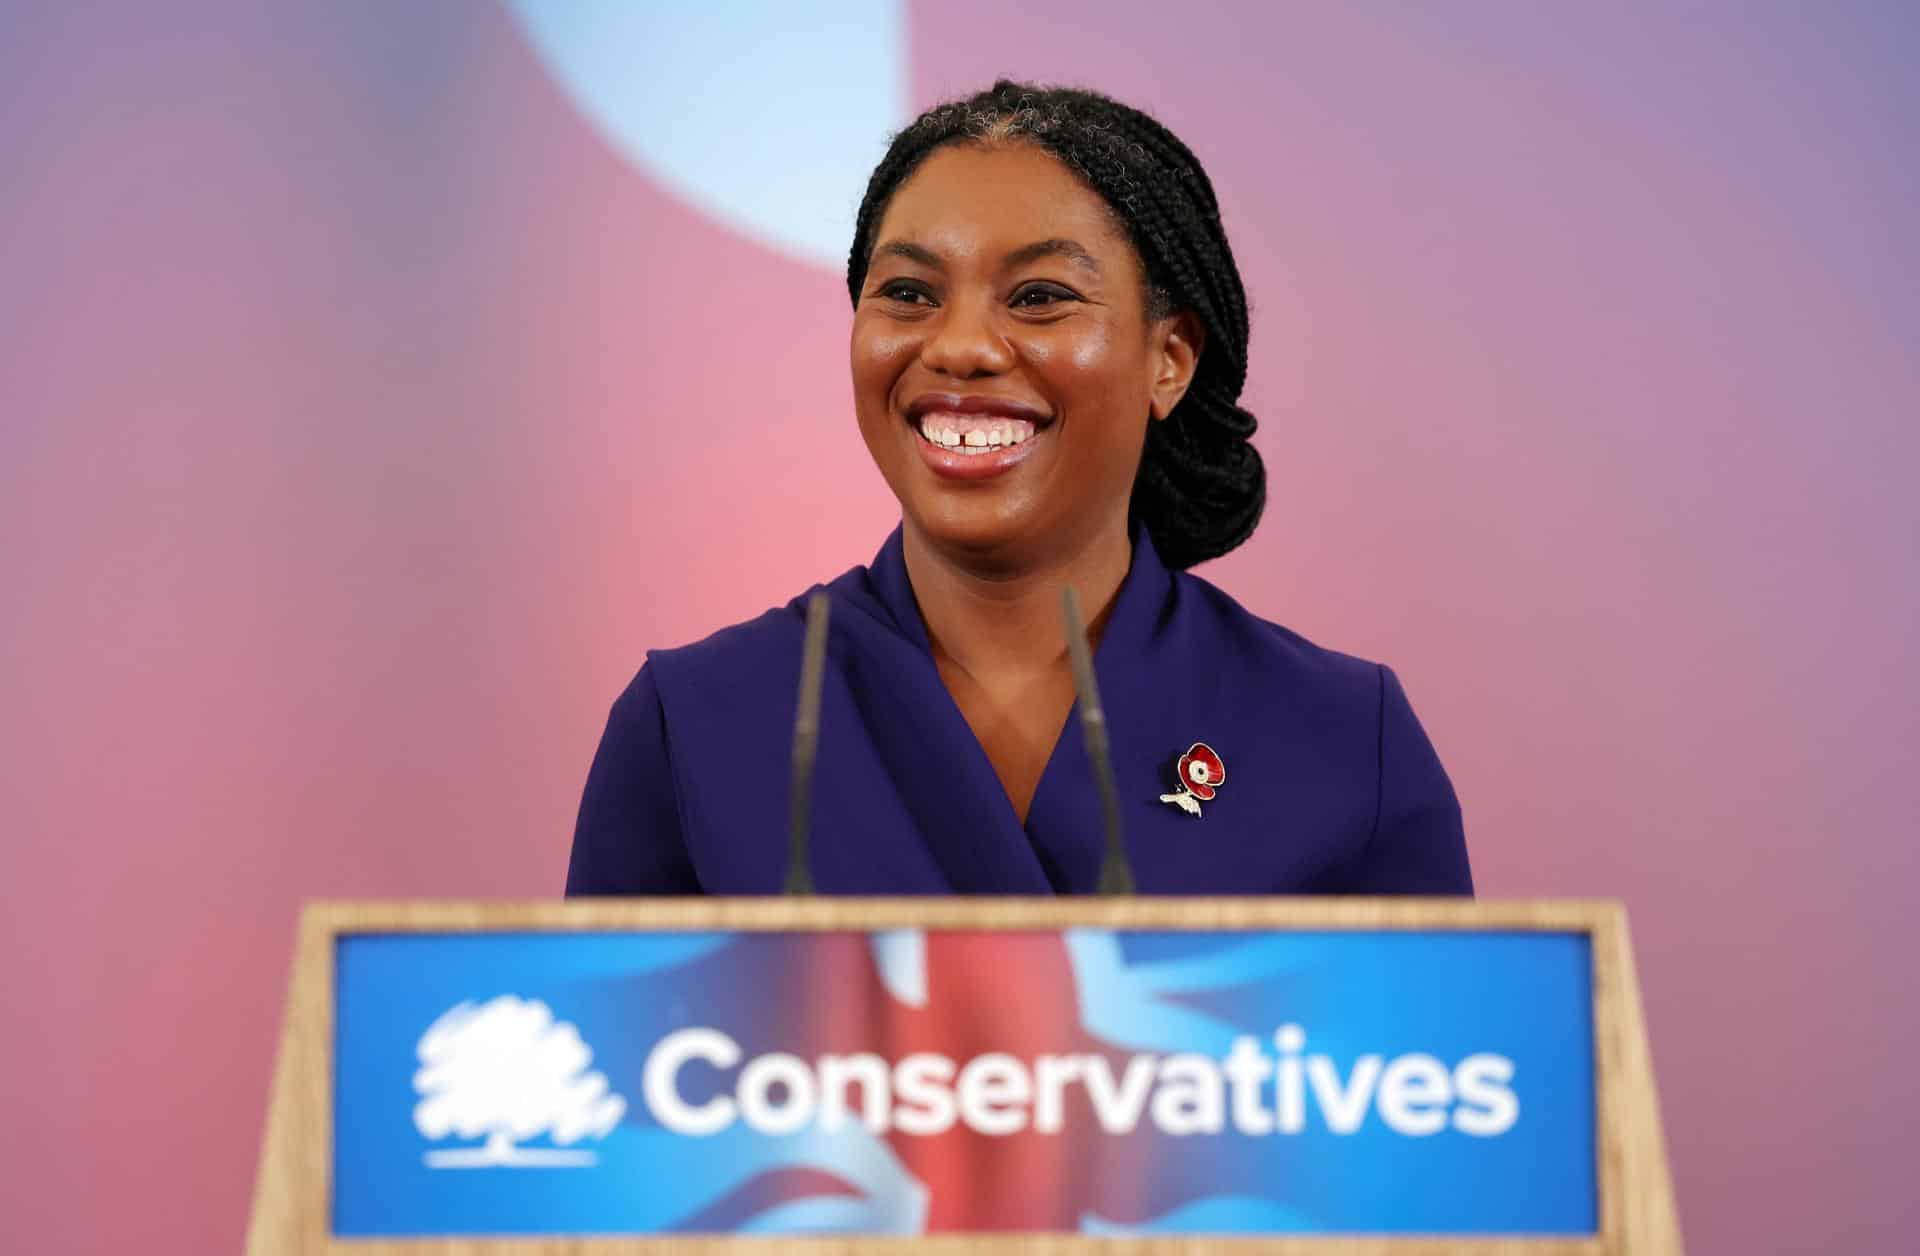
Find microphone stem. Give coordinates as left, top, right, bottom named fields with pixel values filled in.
left=1061, top=585, right=1136, bottom=895
left=784, top=591, right=831, bottom=895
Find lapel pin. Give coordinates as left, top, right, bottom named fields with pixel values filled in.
left=1159, top=742, right=1225, bottom=817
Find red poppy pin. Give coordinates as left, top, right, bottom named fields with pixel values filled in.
left=1159, top=742, right=1226, bottom=817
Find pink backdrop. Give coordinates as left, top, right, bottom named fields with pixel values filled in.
left=3, top=2, right=1915, bottom=1251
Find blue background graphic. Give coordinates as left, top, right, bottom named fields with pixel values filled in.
left=333, top=929, right=1594, bottom=1235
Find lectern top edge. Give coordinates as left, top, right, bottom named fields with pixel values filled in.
left=302, top=896, right=1623, bottom=935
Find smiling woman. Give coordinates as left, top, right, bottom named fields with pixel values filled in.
left=855, top=146, right=1194, bottom=568
left=566, top=82, right=1472, bottom=897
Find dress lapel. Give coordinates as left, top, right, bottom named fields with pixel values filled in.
left=1021, top=528, right=1180, bottom=892
left=823, top=530, right=1055, bottom=894
left=826, top=527, right=1198, bottom=896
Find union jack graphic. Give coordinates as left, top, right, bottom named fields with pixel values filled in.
left=591, top=929, right=1322, bottom=1233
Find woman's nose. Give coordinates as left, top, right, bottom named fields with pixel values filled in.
left=919, top=297, right=1015, bottom=379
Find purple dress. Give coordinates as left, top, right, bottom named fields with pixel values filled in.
left=566, top=528, right=1471, bottom=896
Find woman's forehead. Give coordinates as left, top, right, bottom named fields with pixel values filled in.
left=873, top=143, right=1134, bottom=266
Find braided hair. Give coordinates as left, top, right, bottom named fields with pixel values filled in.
left=847, top=80, right=1264, bottom=569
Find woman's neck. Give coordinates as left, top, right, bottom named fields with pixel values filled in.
left=901, top=520, right=1133, bottom=684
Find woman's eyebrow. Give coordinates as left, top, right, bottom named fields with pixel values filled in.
left=871, top=239, right=943, bottom=268
left=868, top=237, right=1103, bottom=275
left=1003, top=238, right=1102, bottom=275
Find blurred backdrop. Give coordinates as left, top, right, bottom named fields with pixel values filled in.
left=2, top=2, right=1915, bottom=1251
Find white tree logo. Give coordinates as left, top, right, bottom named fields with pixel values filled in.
left=412, top=995, right=627, bottom=1168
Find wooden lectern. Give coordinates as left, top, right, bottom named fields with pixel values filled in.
left=248, top=898, right=1681, bottom=1253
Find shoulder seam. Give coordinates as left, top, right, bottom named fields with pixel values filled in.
left=639, top=658, right=701, bottom=868
left=1368, top=662, right=1388, bottom=851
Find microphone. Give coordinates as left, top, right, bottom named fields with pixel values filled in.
left=1061, top=585, right=1136, bottom=895
left=783, top=590, right=831, bottom=895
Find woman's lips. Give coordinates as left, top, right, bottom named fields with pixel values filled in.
left=910, top=410, right=1044, bottom=480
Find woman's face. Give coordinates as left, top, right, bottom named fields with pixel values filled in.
left=851, top=142, right=1200, bottom=569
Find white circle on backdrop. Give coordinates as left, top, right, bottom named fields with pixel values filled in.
left=502, top=0, right=908, bottom=271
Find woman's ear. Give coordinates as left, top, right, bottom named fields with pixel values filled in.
left=1148, top=310, right=1205, bottom=421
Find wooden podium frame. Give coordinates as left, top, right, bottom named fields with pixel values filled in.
left=248, top=898, right=1681, bottom=1255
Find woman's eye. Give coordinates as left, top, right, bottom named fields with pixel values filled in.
left=880, top=282, right=934, bottom=305
left=1011, top=284, right=1076, bottom=309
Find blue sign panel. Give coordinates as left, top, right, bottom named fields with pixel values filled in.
left=334, top=929, right=1595, bottom=1235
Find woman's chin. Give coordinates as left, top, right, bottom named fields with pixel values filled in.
left=904, top=500, right=1045, bottom=567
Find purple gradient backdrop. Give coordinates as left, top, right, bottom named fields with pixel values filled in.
left=2, top=2, right=1914, bottom=1252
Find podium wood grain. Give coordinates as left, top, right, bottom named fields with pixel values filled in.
left=247, top=898, right=1681, bottom=1256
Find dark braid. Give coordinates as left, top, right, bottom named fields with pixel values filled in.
left=847, top=81, right=1264, bottom=569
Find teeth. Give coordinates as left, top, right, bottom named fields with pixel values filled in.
left=917, top=412, right=1039, bottom=453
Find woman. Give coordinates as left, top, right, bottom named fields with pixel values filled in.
left=567, top=82, right=1470, bottom=896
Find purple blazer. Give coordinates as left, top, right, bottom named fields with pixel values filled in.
left=566, top=529, right=1471, bottom=896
